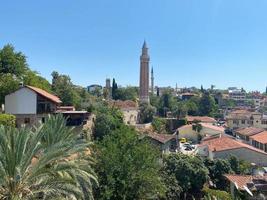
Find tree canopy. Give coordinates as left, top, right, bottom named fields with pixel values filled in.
left=94, top=125, right=165, bottom=200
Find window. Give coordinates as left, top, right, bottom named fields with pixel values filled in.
left=42, top=117, right=45, bottom=123
left=262, top=120, right=267, bottom=125
left=241, top=120, right=245, bottom=124
left=233, top=120, right=239, bottom=125
left=24, top=118, right=30, bottom=124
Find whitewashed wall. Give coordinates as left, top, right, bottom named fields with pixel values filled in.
left=5, top=88, right=37, bottom=114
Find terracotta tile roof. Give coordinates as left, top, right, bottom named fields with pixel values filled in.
left=109, top=100, right=137, bottom=109
left=178, top=123, right=224, bottom=132
left=235, top=127, right=265, bottom=137
left=147, top=133, right=176, bottom=144
left=178, top=124, right=193, bottom=131
left=200, top=135, right=267, bottom=155
left=26, top=85, right=62, bottom=104
left=186, top=116, right=216, bottom=123
left=200, top=123, right=225, bottom=132
left=250, top=131, right=267, bottom=144
left=224, top=174, right=253, bottom=190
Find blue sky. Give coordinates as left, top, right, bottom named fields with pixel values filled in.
left=1, top=0, right=267, bottom=91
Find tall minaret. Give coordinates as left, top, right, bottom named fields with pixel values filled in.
left=139, top=41, right=150, bottom=103
left=151, top=66, right=154, bottom=95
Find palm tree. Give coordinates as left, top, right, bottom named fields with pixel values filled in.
left=0, top=115, right=97, bottom=200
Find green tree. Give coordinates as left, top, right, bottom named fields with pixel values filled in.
left=94, top=105, right=123, bottom=140
left=205, top=158, right=232, bottom=190
left=113, top=87, right=138, bottom=101
left=0, top=115, right=97, bottom=199
left=0, top=44, right=52, bottom=105
left=199, top=92, right=217, bottom=116
left=23, top=70, right=51, bottom=92
left=173, top=102, right=188, bottom=119
left=94, top=125, right=165, bottom=200
left=51, top=71, right=81, bottom=108
left=139, top=102, right=156, bottom=123
left=152, top=117, right=167, bottom=133
left=158, top=90, right=175, bottom=117
left=111, top=78, right=118, bottom=99
left=0, top=73, right=20, bottom=104
left=163, top=154, right=209, bottom=199
left=0, top=44, right=29, bottom=76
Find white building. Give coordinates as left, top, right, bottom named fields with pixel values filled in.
left=5, top=85, right=62, bottom=127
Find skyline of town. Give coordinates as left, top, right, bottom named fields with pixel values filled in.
left=2, top=1, right=267, bottom=91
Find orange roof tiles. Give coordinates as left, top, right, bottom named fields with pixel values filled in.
left=200, top=135, right=267, bottom=155
left=147, top=133, right=176, bottom=144
left=109, top=100, right=137, bottom=109
left=186, top=116, right=216, bottom=123
left=224, top=174, right=253, bottom=190
left=235, top=127, right=264, bottom=137
left=250, top=131, right=267, bottom=144
left=26, top=85, right=62, bottom=104
left=200, top=123, right=225, bottom=132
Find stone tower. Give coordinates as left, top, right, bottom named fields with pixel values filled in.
left=105, top=78, right=111, bottom=99
left=139, top=41, right=150, bottom=103
left=151, top=66, right=154, bottom=95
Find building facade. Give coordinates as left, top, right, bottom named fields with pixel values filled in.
left=5, top=85, right=62, bottom=127
left=226, top=109, right=267, bottom=130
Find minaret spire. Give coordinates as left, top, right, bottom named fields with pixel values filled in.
left=151, top=66, right=154, bottom=95
left=139, top=41, right=150, bottom=103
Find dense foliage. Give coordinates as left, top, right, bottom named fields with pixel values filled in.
left=162, top=153, right=209, bottom=199
left=0, top=114, right=16, bottom=127
left=93, top=105, right=124, bottom=140
left=0, top=115, right=97, bottom=199
left=94, top=125, right=165, bottom=200
left=139, top=102, right=156, bottom=123
left=0, top=44, right=51, bottom=104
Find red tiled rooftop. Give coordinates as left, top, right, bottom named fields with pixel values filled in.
left=178, top=123, right=224, bottom=132
left=200, top=123, right=225, bottom=132
left=250, top=131, right=267, bottom=144
left=147, top=133, right=175, bottom=144
left=235, top=127, right=264, bottom=137
left=26, top=85, right=62, bottom=104
left=224, top=174, right=252, bottom=190
left=110, top=100, right=137, bottom=109
left=186, top=116, right=216, bottom=123
left=200, top=135, right=267, bottom=155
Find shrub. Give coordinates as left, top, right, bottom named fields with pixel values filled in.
left=203, top=187, right=232, bottom=200
left=0, top=114, right=16, bottom=127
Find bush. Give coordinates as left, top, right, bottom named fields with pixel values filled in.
left=152, top=117, right=167, bottom=133
left=203, top=187, right=232, bottom=200
left=0, top=114, right=16, bottom=127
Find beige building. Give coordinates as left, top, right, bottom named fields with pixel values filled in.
left=235, top=127, right=264, bottom=142
left=178, top=123, right=224, bottom=143
left=250, top=131, right=267, bottom=153
left=226, top=109, right=267, bottom=130
left=110, top=100, right=139, bottom=125
left=146, top=133, right=178, bottom=154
